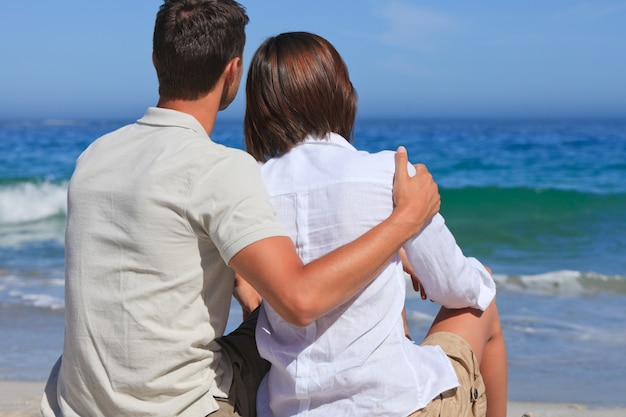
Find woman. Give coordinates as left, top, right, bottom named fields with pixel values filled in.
left=243, top=32, right=508, bottom=417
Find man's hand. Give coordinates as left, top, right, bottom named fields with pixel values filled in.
left=392, top=146, right=440, bottom=235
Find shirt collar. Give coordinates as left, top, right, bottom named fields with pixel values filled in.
left=137, top=107, right=209, bottom=139
left=302, top=132, right=356, bottom=151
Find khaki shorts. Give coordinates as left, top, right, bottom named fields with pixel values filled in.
left=210, top=307, right=270, bottom=417
left=409, top=332, right=487, bottom=417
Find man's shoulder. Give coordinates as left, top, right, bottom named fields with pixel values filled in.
left=193, top=141, right=256, bottom=166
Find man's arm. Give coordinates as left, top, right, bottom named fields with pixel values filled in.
left=229, top=147, right=439, bottom=327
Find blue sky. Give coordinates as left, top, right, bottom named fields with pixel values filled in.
left=2, top=0, right=626, bottom=120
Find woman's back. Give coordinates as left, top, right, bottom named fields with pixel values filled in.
left=245, top=31, right=505, bottom=417
left=255, top=134, right=458, bottom=417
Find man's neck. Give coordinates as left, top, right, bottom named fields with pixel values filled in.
left=157, top=95, right=220, bottom=136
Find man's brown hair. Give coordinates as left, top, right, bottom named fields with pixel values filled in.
left=153, top=0, right=248, bottom=101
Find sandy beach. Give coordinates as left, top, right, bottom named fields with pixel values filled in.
left=0, top=381, right=43, bottom=417
left=1, top=380, right=624, bottom=417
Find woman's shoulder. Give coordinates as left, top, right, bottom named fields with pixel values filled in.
left=349, top=147, right=398, bottom=174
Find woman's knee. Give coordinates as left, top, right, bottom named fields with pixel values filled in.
left=428, top=299, right=501, bottom=361
left=484, top=299, right=503, bottom=340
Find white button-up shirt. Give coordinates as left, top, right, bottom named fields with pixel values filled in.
left=256, top=133, right=496, bottom=416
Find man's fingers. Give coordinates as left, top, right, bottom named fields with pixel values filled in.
left=392, top=145, right=441, bottom=231
left=394, top=146, right=409, bottom=181
left=412, top=163, right=428, bottom=177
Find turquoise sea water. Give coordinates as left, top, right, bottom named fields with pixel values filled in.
left=1, top=117, right=625, bottom=407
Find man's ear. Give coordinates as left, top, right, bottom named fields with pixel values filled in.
left=224, top=57, right=241, bottom=86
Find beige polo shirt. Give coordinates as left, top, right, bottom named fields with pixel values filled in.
left=41, top=108, right=288, bottom=416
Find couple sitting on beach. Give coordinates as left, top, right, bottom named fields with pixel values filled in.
left=41, top=1, right=507, bottom=417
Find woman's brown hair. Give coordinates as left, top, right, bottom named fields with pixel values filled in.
left=244, top=32, right=357, bottom=162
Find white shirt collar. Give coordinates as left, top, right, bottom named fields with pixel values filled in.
left=302, top=132, right=356, bottom=151
left=138, top=107, right=209, bottom=139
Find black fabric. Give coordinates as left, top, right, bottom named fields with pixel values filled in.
left=217, top=307, right=270, bottom=417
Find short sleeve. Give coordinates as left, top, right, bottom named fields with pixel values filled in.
left=187, top=148, right=289, bottom=264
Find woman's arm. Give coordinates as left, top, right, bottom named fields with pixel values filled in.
left=233, top=273, right=262, bottom=320
left=402, top=213, right=496, bottom=311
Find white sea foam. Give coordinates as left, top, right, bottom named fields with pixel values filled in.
left=0, top=218, right=66, bottom=248
left=20, top=293, right=65, bottom=310
left=494, top=270, right=584, bottom=295
left=494, top=270, right=626, bottom=295
left=1, top=272, right=65, bottom=311
left=0, top=181, right=67, bottom=247
left=0, top=181, right=68, bottom=224
left=403, top=269, right=626, bottom=298
left=405, top=309, right=436, bottom=324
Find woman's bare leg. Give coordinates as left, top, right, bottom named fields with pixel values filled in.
left=426, top=301, right=508, bottom=417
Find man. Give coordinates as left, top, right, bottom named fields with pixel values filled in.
left=40, top=1, right=440, bottom=416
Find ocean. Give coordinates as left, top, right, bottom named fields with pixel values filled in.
left=1, top=117, right=625, bottom=408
